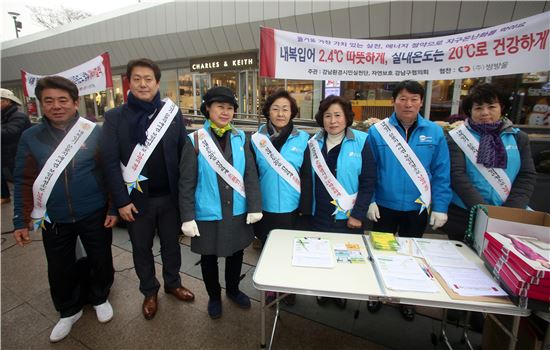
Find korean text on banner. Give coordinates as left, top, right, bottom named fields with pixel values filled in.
left=21, top=52, right=113, bottom=98
left=260, top=12, right=550, bottom=82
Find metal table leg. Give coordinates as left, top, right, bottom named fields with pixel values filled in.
left=260, top=291, right=266, bottom=348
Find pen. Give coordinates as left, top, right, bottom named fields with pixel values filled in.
left=298, top=239, right=309, bottom=251
left=421, top=264, right=434, bottom=279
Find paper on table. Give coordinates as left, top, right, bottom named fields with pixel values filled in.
left=292, top=237, right=334, bottom=268
left=435, top=265, right=507, bottom=297
left=397, top=237, right=423, bottom=258
left=374, top=255, right=439, bottom=293
left=414, top=239, right=476, bottom=269
left=334, top=243, right=366, bottom=264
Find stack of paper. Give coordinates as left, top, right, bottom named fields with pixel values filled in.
left=292, top=237, right=334, bottom=268
left=370, top=231, right=400, bottom=251
left=334, top=242, right=367, bottom=264
left=415, top=239, right=507, bottom=297
left=373, top=255, right=439, bottom=292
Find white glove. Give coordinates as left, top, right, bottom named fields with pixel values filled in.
left=367, top=202, right=380, bottom=222
left=429, top=212, right=448, bottom=230
left=180, top=220, right=200, bottom=237
left=246, top=212, right=263, bottom=224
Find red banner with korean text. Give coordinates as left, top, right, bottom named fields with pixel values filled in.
left=260, top=12, right=550, bottom=81
left=21, top=52, right=113, bottom=98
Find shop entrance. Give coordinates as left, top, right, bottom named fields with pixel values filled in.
left=192, top=73, right=211, bottom=115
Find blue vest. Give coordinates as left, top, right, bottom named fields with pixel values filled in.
left=253, top=125, right=309, bottom=213
left=312, top=129, right=368, bottom=220
left=452, top=127, right=521, bottom=209
left=189, top=123, right=247, bottom=220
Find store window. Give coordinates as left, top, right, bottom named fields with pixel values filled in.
left=259, top=78, right=315, bottom=119
left=178, top=72, right=195, bottom=114
left=160, top=69, right=178, bottom=105
left=340, top=81, right=399, bottom=121
left=429, top=80, right=454, bottom=122
left=112, top=75, right=124, bottom=108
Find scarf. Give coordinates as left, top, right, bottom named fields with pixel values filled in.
left=468, top=119, right=507, bottom=169
left=127, top=91, right=162, bottom=145
left=267, top=120, right=293, bottom=152
left=209, top=120, right=233, bottom=137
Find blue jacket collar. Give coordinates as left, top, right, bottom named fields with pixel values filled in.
left=389, top=112, right=427, bottom=128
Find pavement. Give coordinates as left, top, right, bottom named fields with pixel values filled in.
left=1, top=191, right=481, bottom=350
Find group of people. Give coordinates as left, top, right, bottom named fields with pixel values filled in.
left=6, top=56, right=536, bottom=342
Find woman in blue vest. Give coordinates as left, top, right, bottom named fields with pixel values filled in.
left=251, top=89, right=312, bottom=306
left=178, top=86, right=263, bottom=319
left=310, top=95, right=377, bottom=308
left=442, top=83, right=536, bottom=241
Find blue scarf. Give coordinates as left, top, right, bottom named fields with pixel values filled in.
left=127, top=91, right=162, bottom=145
left=469, top=119, right=507, bottom=169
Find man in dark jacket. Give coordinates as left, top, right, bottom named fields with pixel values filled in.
left=1, top=88, right=30, bottom=203
left=100, top=58, right=194, bottom=321
left=12, top=76, right=117, bottom=342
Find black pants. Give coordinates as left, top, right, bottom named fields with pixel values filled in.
left=200, top=250, right=243, bottom=300
left=127, top=195, right=182, bottom=297
left=1, top=167, right=11, bottom=198
left=254, top=211, right=297, bottom=246
left=441, top=204, right=469, bottom=242
left=42, top=208, right=114, bottom=318
left=372, top=205, right=428, bottom=238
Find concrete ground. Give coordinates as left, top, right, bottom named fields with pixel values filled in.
left=1, top=194, right=481, bottom=350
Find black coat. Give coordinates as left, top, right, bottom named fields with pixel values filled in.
left=1, top=104, right=30, bottom=170
left=100, top=103, right=188, bottom=215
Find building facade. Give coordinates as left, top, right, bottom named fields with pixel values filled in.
left=1, top=0, right=549, bottom=125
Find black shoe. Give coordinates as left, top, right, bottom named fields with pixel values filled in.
left=316, top=296, right=328, bottom=306
left=367, top=301, right=382, bottom=313
left=334, top=298, right=347, bottom=309
left=400, top=305, right=415, bottom=321
left=282, top=293, right=296, bottom=306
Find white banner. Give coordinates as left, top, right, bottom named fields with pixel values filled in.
left=260, top=12, right=550, bottom=81
left=21, top=52, right=113, bottom=98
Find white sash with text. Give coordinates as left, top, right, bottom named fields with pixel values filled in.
left=252, top=132, right=301, bottom=193
left=196, top=128, right=246, bottom=198
left=121, top=98, right=179, bottom=194
left=449, top=124, right=511, bottom=202
left=31, top=117, right=96, bottom=227
left=308, top=137, right=356, bottom=214
left=374, top=119, right=431, bottom=211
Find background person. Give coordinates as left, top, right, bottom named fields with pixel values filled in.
left=442, top=83, right=536, bottom=241
left=251, top=89, right=312, bottom=306
left=179, top=86, right=262, bottom=319
left=1, top=88, right=30, bottom=204
left=101, top=58, right=195, bottom=321
left=12, top=76, right=116, bottom=342
left=310, top=95, right=377, bottom=309
left=367, top=80, right=451, bottom=321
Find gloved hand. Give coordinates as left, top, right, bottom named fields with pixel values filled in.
left=429, top=212, right=448, bottom=230
left=246, top=212, right=263, bottom=224
left=367, top=202, right=380, bottom=222
left=180, top=220, right=200, bottom=237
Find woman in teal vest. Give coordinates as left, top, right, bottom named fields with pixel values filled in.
left=251, top=89, right=312, bottom=306
left=178, top=86, right=262, bottom=319
left=442, top=83, right=536, bottom=242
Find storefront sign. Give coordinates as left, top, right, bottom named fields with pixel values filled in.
left=21, top=52, right=113, bottom=98
left=260, top=12, right=550, bottom=82
left=191, top=52, right=258, bottom=72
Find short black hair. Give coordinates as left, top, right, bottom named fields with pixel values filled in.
left=392, top=80, right=425, bottom=100
left=126, top=58, right=161, bottom=82
left=314, top=95, right=354, bottom=128
left=261, top=89, right=299, bottom=119
left=35, top=76, right=79, bottom=102
left=461, top=83, right=508, bottom=118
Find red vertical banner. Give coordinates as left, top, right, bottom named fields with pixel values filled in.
left=20, top=71, right=28, bottom=97
left=122, top=75, right=130, bottom=103
left=260, top=27, right=276, bottom=78
left=101, top=52, right=113, bottom=89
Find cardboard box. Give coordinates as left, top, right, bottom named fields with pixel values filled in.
left=472, top=206, right=550, bottom=256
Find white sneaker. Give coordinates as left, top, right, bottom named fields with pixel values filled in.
left=93, top=300, right=113, bottom=323
left=49, top=310, right=83, bottom=342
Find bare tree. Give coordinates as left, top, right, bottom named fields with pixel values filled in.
left=27, top=5, right=92, bottom=29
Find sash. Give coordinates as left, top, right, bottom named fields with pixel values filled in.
left=308, top=137, right=356, bottom=216
left=121, top=98, right=178, bottom=194
left=31, top=117, right=96, bottom=230
left=449, top=124, right=511, bottom=203
left=196, top=128, right=246, bottom=198
left=251, top=132, right=301, bottom=193
left=373, top=119, right=431, bottom=212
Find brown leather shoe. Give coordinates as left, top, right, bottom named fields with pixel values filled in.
left=165, top=286, right=195, bottom=302
left=142, top=294, right=158, bottom=320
